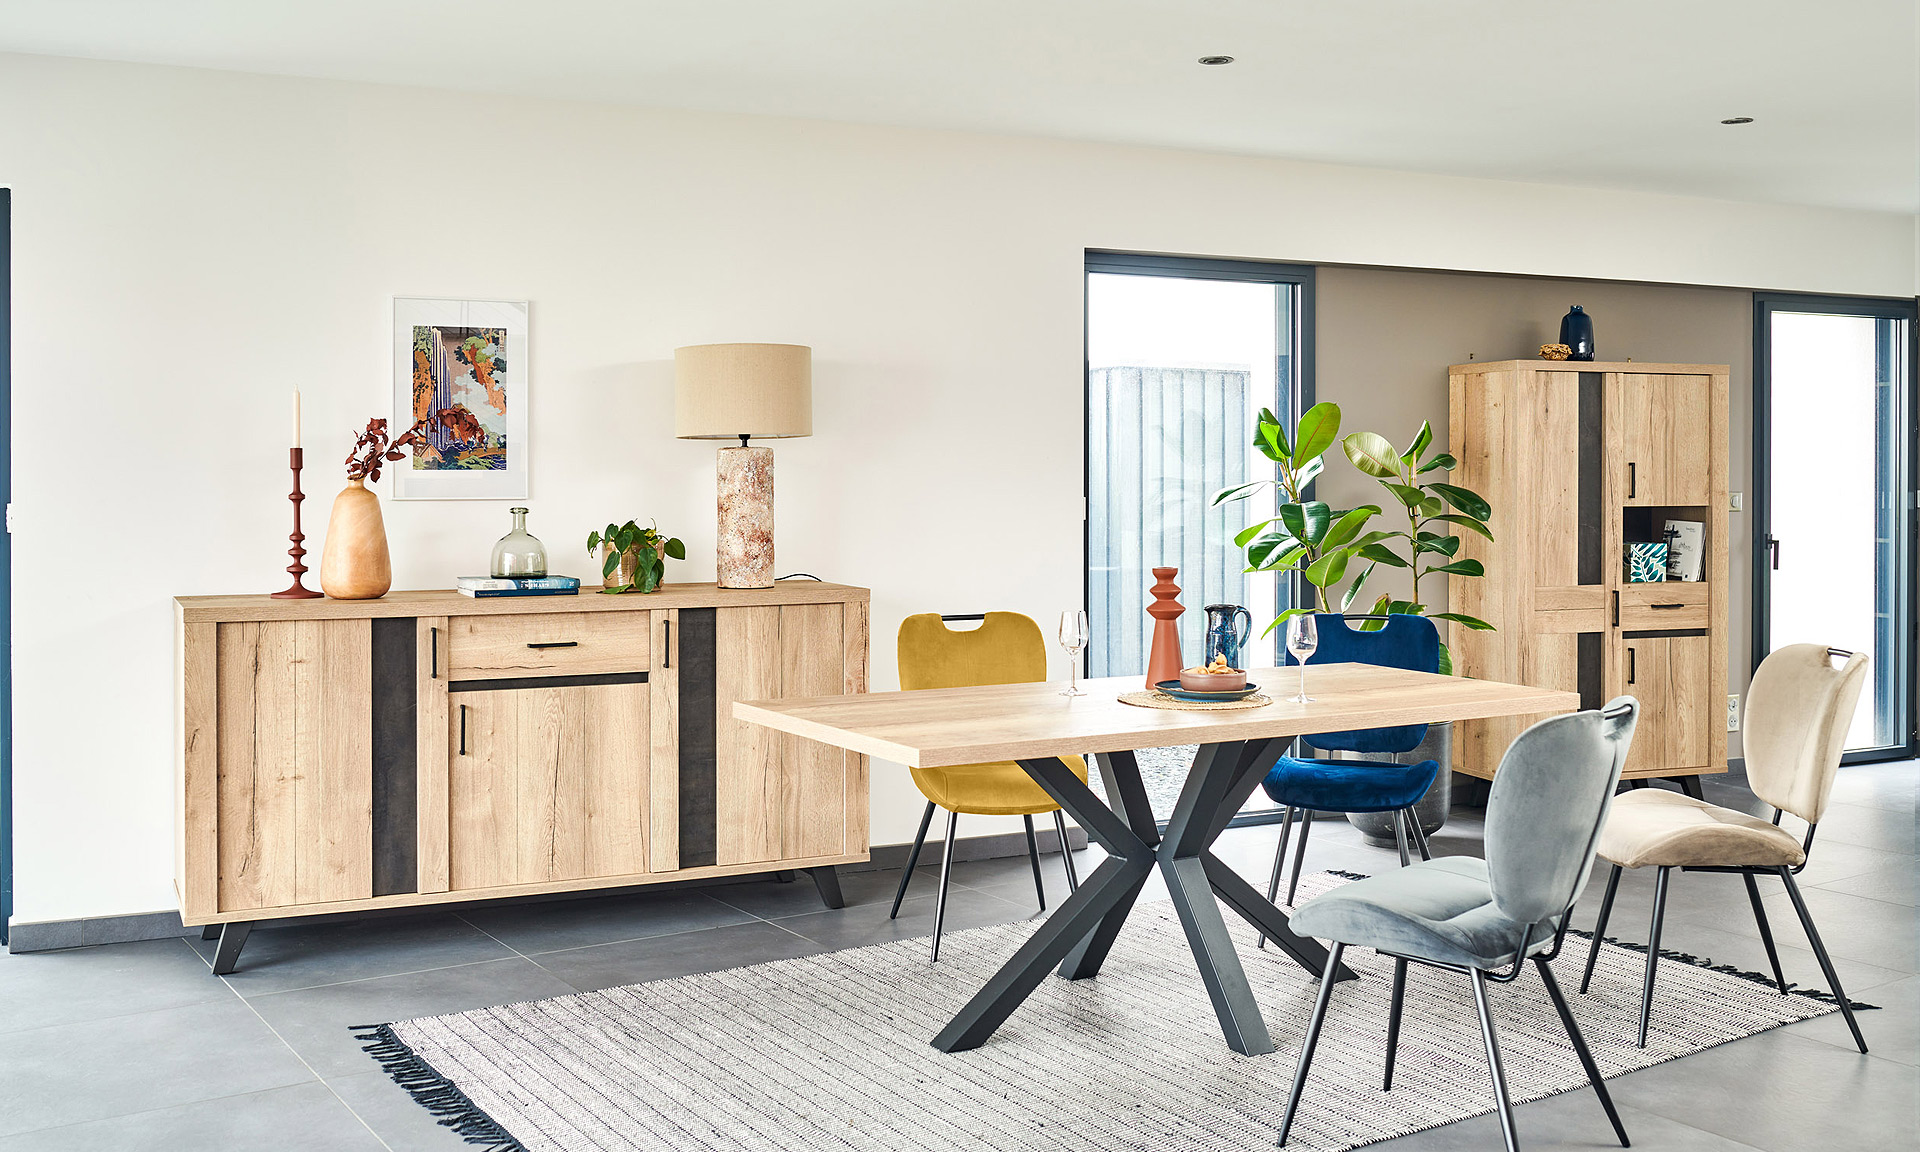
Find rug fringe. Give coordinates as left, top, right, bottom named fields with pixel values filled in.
left=1561, top=929, right=1881, bottom=1011
left=352, top=1024, right=528, bottom=1151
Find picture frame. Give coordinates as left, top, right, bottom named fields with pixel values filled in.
left=390, top=296, right=529, bottom=500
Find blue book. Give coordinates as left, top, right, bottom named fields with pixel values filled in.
left=456, top=575, right=581, bottom=593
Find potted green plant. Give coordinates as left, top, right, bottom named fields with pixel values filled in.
left=587, top=521, right=687, bottom=594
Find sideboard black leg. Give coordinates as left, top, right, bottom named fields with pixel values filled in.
left=211, top=922, right=253, bottom=975
left=805, top=866, right=845, bottom=909
left=200, top=924, right=220, bottom=941
left=773, top=870, right=796, bottom=883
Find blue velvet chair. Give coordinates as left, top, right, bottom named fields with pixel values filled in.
left=1277, top=699, right=1639, bottom=1152
left=1261, top=614, right=1442, bottom=920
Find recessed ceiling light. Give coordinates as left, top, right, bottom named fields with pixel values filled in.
left=1198, top=55, right=1235, bottom=66
left=1720, top=116, right=1754, bottom=125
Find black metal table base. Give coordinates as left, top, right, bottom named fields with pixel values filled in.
left=931, top=740, right=1355, bottom=1056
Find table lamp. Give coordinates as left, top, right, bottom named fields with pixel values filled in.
left=674, top=343, right=813, bottom=589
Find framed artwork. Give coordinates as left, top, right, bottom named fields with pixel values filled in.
left=391, top=297, right=529, bottom=500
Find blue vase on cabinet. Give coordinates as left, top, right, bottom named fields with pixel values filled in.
left=1560, top=305, right=1595, bottom=361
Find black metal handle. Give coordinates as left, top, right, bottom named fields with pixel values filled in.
left=1768, top=536, right=1781, bottom=570
left=1627, top=647, right=1636, bottom=684
left=1611, top=590, right=1619, bottom=626
left=458, top=704, right=468, bottom=755
left=663, top=618, right=671, bottom=669
left=1651, top=602, right=1685, bottom=609
left=526, top=641, right=579, bottom=650
left=1627, top=462, right=1636, bottom=498
left=430, top=627, right=439, bottom=679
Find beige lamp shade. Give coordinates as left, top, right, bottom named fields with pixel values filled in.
left=674, top=343, right=813, bottom=440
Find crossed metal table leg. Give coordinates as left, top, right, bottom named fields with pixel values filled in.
left=931, top=739, right=1358, bottom=1057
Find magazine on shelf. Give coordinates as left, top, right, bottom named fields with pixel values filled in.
left=1663, top=520, right=1705, bottom=581
left=455, top=575, right=582, bottom=597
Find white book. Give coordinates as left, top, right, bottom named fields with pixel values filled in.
left=1664, top=520, right=1705, bottom=581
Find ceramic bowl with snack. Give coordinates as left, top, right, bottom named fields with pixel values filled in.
left=1179, top=654, right=1248, bottom=692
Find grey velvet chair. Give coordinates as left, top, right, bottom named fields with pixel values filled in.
left=1581, top=644, right=1870, bottom=1052
left=1278, top=699, right=1639, bottom=1152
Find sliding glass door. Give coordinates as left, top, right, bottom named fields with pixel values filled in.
left=1754, top=294, right=1918, bottom=760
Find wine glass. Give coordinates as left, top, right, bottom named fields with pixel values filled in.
left=1059, top=610, right=1090, bottom=697
left=1286, top=615, right=1318, bottom=703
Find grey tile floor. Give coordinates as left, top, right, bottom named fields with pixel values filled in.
left=2, top=763, right=1913, bottom=1150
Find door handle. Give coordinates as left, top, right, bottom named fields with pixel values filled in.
left=1627, top=647, right=1636, bottom=685
left=1651, top=603, right=1685, bottom=609
left=1611, top=590, right=1619, bottom=626
left=458, top=704, right=468, bottom=755
left=429, top=627, right=439, bottom=679
left=1627, top=462, right=1636, bottom=498
left=526, top=641, right=579, bottom=650
left=1768, top=536, right=1781, bottom=570
left=663, top=618, right=672, bottom=669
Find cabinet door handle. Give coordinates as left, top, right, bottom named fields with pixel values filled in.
left=663, top=619, right=671, bottom=669
left=1627, top=461, right=1636, bottom=498
left=458, top=704, right=468, bottom=755
left=430, top=627, right=439, bottom=679
left=1651, top=602, right=1684, bottom=609
left=1627, top=647, right=1636, bottom=685
left=526, top=641, right=579, bottom=650
left=1612, top=590, right=1620, bottom=626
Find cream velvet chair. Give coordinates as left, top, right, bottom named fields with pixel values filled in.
left=1580, top=643, right=1870, bottom=1052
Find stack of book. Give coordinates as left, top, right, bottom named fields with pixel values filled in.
left=455, top=576, right=582, bottom=598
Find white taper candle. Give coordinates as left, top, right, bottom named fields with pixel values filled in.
left=292, top=390, right=302, bottom=449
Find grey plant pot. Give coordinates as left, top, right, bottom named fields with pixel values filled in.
left=1339, top=722, right=1452, bottom=846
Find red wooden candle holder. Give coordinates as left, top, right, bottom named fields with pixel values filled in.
left=270, top=447, right=323, bottom=599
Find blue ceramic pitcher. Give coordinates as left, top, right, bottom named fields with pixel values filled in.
left=1202, top=604, right=1252, bottom=669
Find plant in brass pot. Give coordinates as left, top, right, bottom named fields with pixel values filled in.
left=1338, top=419, right=1496, bottom=674
left=1212, top=402, right=1391, bottom=635
left=587, top=521, right=686, bottom=594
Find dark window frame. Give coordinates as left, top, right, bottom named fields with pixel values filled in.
left=1752, top=291, right=1919, bottom=764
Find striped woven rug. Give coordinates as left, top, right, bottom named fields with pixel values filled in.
left=359, top=872, right=1862, bottom=1152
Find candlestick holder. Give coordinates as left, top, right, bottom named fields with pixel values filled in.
left=271, top=447, right=323, bottom=599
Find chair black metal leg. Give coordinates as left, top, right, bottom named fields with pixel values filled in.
left=1535, top=956, right=1631, bottom=1147
left=1637, top=866, right=1672, bottom=1047
left=804, top=866, right=844, bottom=909
left=1469, top=967, right=1521, bottom=1152
left=890, top=802, right=937, bottom=919
left=1052, top=810, right=1080, bottom=892
left=1743, top=871, right=1789, bottom=994
left=1277, top=943, right=1346, bottom=1147
left=210, top=921, right=252, bottom=976
left=1259, top=807, right=1295, bottom=950
left=1023, top=814, right=1046, bottom=912
left=1779, top=866, right=1867, bottom=1053
left=1581, top=864, right=1622, bottom=994
left=1286, top=809, right=1314, bottom=906
left=1408, top=808, right=1432, bottom=860
left=1383, top=958, right=1408, bottom=1091
left=200, top=923, right=220, bottom=941
left=1392, top=807, right=1413, bottom=867
left=930, top=809, right=959, bottom=962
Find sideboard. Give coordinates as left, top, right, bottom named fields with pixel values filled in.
left=175, top=582, right=870, bottom=972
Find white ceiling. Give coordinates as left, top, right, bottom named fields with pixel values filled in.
left=2, top=0, right=1914, bottom=213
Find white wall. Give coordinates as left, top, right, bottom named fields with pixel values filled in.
left=2, top=52, right=1914, bottom=924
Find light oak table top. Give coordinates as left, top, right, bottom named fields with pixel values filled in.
left=736, top=663, right=1580, bottom=768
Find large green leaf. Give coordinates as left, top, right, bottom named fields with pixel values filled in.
left=1342, top=431, right=1401, bottom=478
left=1429, top=513, right=1494, bottom=540
left=1212, top=479, right=1272, bottom=506
left=1429, top=558, right=1486, bottom=577
left=1383, top=482, right=1426, bottom=508
left=1233, top=518, right=1279, bottom=548
left=1304, top=549, right=1349, bottom=588
left=1257, top=419, right=1286, bottom=463
left=1293, top=456, right=1325, bottom=491
left=1244, top=533, right=1294, bottom=569
left=1321, top=505, right=1379, bottom=549
left=1340, top=565, right=1375, bottom=611
left=1430, top=483, right=1492, bottom=521
left=1430, top=612, right=1496, bottom=631
left=1358, top=542, right=1410, bottom=567
left=1418, top=496, right=1445, bottom=517
left=1280, top=501, right=1332, bottom=547
left=1294, top=402, right=1342, bottom=462
left=1416, top=452, right=1458, bottom=474
left=1437, top=643, right=1454, bottom=676
left=1413, top=532, right=1461, bottom=557
left=1402, top=421, right=1433, bottom=463
left=1260, top=606, right=1315, bottom=637
left=664, top=537, right=686, bottom=561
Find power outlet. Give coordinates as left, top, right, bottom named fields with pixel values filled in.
left=1727, top=694, right=1741, bottom=732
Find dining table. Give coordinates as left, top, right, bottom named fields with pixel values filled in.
left=735, top=663, right=1580, bottom=1057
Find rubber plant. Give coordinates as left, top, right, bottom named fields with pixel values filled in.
left=586, top=521, right=687, bottom=594
left=1338, top=420, right=1496, bottom=672
left=1212, top=402, right=1389, bottom=636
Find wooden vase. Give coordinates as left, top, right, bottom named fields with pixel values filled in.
left=319, top=479, right=392, bottom=599
left=1145, top=566, right=1186, bottom=688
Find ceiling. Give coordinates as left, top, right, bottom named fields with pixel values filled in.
left=2, top=0, right=1913, bottom=213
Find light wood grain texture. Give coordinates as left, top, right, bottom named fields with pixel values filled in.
left=1614, top=634, right=1711, bottom=773
left=736, top=664, right=1578, bottom=769
left=1707, top=369, right=1731, bottom=779
left=780, top=603, right=848, bottom=860
left=715, top=606, right=784, bottom=865
left=416, top=616, right=451, bottom=893
left=648, top=608, right=681, bottom=873
left=449, top=682, right=650, bottom=890
left=177, top=616, right=219, bottom=923
left=1618, top=582, right=1711, bottom=629
left=214, top=620, right=373, bottom=912
left=446, top=611, right=650, bottom=680
left=842, top=597, right=871, bottom=855
left=1450, top=360, right=1726, bottom=376
left=1614, top=373, right=1713, bottom=506
left=177, top=581, right=870, bottom=624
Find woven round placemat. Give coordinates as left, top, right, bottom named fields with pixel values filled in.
left=1116, top=690, right=1275, bottom=711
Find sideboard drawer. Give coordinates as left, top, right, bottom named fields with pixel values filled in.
left=447, top=612, right=651, bottom=680
left=1617, top=583, right=1710, bottom=631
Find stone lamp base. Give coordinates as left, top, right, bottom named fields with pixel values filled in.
left=717, top=444, right=774, bottom=588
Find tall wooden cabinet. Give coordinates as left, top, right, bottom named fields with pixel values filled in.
left=1448, top=361, right=1728, bottom=783
left=176, top=583, right=869, bottom=971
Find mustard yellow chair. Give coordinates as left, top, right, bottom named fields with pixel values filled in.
left=891, top=612, right=1084, bottom=960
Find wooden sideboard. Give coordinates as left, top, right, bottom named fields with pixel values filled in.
left=1449, top=360, right=1729, bottom=785
left=175, top=582, right=870, bottom=972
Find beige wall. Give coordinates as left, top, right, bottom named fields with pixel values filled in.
left=3, top=52, right=1909, bottom=923
left=1315, top=267, right=1753, bottom=751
